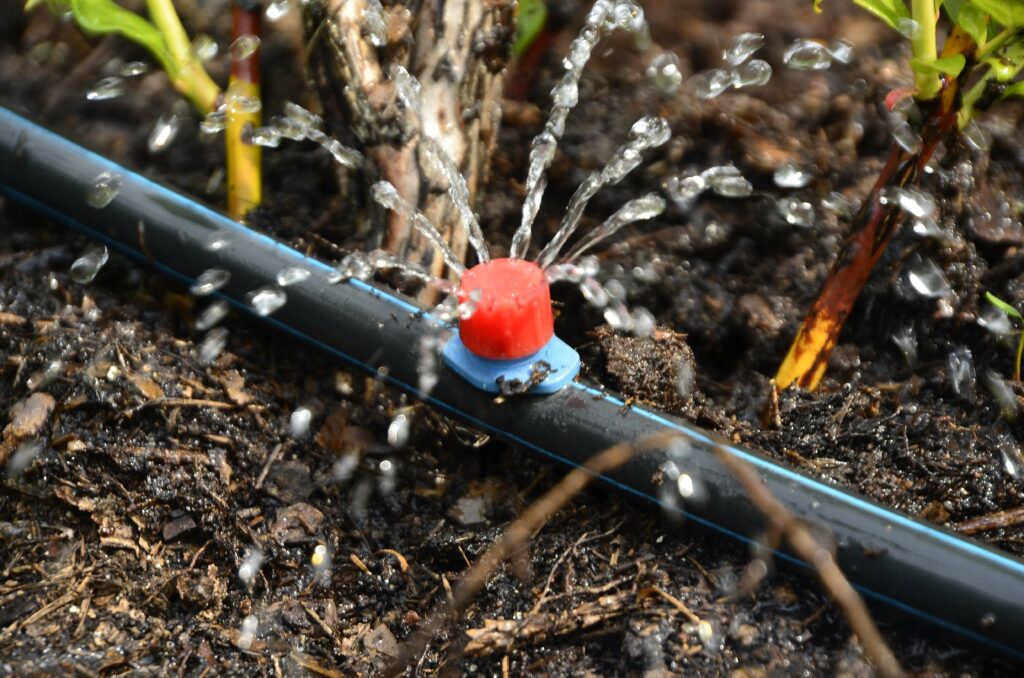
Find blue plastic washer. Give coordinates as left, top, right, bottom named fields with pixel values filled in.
left=443, top=334, right=580, bottom=395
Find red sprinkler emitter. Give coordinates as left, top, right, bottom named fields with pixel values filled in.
left=442, top=258, right=580, bottom=394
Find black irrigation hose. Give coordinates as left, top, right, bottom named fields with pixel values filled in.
left=2, top=106, right=1023, bottom=661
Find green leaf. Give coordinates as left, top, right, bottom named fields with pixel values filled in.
left=910, top=53, right=967, bottom=76
left=970, top=0, right=1024, bottom=28
left=513, top=0, right=548, bottom=56
left=852, top=0, right=911, bottom=31
left=1004, top=80, right=1024, bottom=98
left=67, top=0, right=170, bottom=70
left=986, top=291, right=1024, bottom=321
left=947, top=1, right=991, bottom=45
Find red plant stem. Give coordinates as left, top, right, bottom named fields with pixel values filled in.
left=775, top=95, right=959, bottom=390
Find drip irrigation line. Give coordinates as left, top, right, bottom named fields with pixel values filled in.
left=2, top=106, right=1023, bottom=661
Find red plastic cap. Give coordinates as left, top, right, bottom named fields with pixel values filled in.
left=457, top=258, right=554, bottom=360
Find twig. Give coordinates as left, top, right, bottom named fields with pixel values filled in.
left=254, top=443, right=283, bottom=490
left=384, top=432, right=678, bottom=676
left=714, top=447, right=905, bottom=678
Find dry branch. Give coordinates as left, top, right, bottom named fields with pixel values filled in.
left=385, top=431, right=679, bottom=675
left=303, top=0, right=513, bottom=285
left=713, top=446, right=906, bottom=678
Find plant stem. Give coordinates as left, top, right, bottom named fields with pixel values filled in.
left=146, top=0, right=220, bottom=113
left=226, top=1, right=262, bottom=219
left=976, top=26, right=1016, bottom=60
left=911, top=0, right=940, bottom=99
left=775, top=28, right=972, bottom=391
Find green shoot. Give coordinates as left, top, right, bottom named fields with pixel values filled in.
left=25, top=0, right=220, bottom=113
left=816, top=1, right=1024, bottom=114
left=985, top=291, right=1024, bottom=382
left=513, top=0, right=548, bottom=56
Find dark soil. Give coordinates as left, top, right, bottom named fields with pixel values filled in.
left=2, top=0, right=1023, bottom=675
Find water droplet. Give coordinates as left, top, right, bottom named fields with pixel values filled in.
left=290, top=406, right=313, bottom=437
left=723, top=32, right=764, bottom=66
left=604, top=302, right=633, bottom=331
left=148, top=113, right=181, bottom=154
left=821, top=191, right=854, bottom=219
left=276, top=267, right=310, bottom=287
left=283, top=102, right=322, bottom=132
left=962, top=120, right=990, bottom=153
left=265, top=0, right=290, bottom=21
left=664, top=174, right=706, bottom=208
left=881, top=187, right=935, bottom=219
left=333, top=454, right=359, bottom=482
left=363, top=0, right=390, bottom=47
left=86, top=171, right=122, bottom=208
left=246, top=126, right=281, bottom=148
left=632, top=307, right=656, bottom=337
left=191, top=268, right=230, bottom=296
left=891, top=325, right=917, bottom=365
left=890, top=119, right=922, bottom=153
left=911, top=217, right=944, bottom=239
left=417, top=334, right=441, bottom=395
left=230, top=34, right=261, bottom=61
left=897, top=17, right=920, bottom=38
left=388, top=413, right=410, bottom=448
left=238, top=615, right=258, bottom=649
left=322, top=138, right=362, bottom=169
left=200, top=107, right=228, bottom=134
left=238, top=547, right=264, bottom=586
left=70, top=244, right=109, bottom=284
left=195, top=300, right=229, bottom=331
left=697, top=620, right=719, bottom=651
left=612, top=0, right=646, bottom=32
left=676, top=356, right=696, bottom=397
left=85, top=76, right=126, bottom=101
left=335, top=252, right=373, bottom=281
left=26, top=360, right=63, bottom=391
left=783, top=39, right=832, bottom=70
left=707, top=172, right=752, bottom=198
left=647, top=52, right=683, bottom=94
left=778, top=197, right=815, bottom=227
left=731, top=59, right=772, bottom=88
left=311, top=543, right=329, bottom=569
left=692, top=68, right=733, bottom=99
left=247, top=287, right=287, bottom=316
left=458, top=288, right=482, bottom=320
left=948, top=348, right=975, bottom=399
left=828, top=38, right=855, bottom=64
left=119, top=61, right=149, bottom=77
left=225, top=82, right=261, bottom=114
left=905, top=253, right=951, bottom=298
left=191, top=34, right=218, bottom=62
left=978, top=304, right=1014, bottom=335
left=773, top=165, right=812, bottom=189
left=579, top=277, right=609, bottom=307
left=6, top=439, right=43, bottom=480
left=198, top=327, right=229, bottom=364
left=984, top=370, right=1018, bottom=419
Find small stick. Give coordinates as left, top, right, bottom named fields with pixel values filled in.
left=384, top=431, right=678, bottom=676
left=714, top=446, right=905, bottom=678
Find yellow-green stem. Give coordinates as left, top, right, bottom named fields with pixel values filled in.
left=146, top=0, right=220, bottom=113
left=912, top=0, right=940, bottom=99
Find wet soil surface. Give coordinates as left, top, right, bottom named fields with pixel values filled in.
left=2, top=0, right=1024, bottom=674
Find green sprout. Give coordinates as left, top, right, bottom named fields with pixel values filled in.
left=512, top=0, right=549, bottom=56
left=814, top=1, right=1024, bottom=123
left=985, top=291, right=1024, bottom=382
left=25, top=0, right=220, bottom=113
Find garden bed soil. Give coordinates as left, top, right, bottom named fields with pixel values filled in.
left=2, top=0, right=1023, bottom=674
